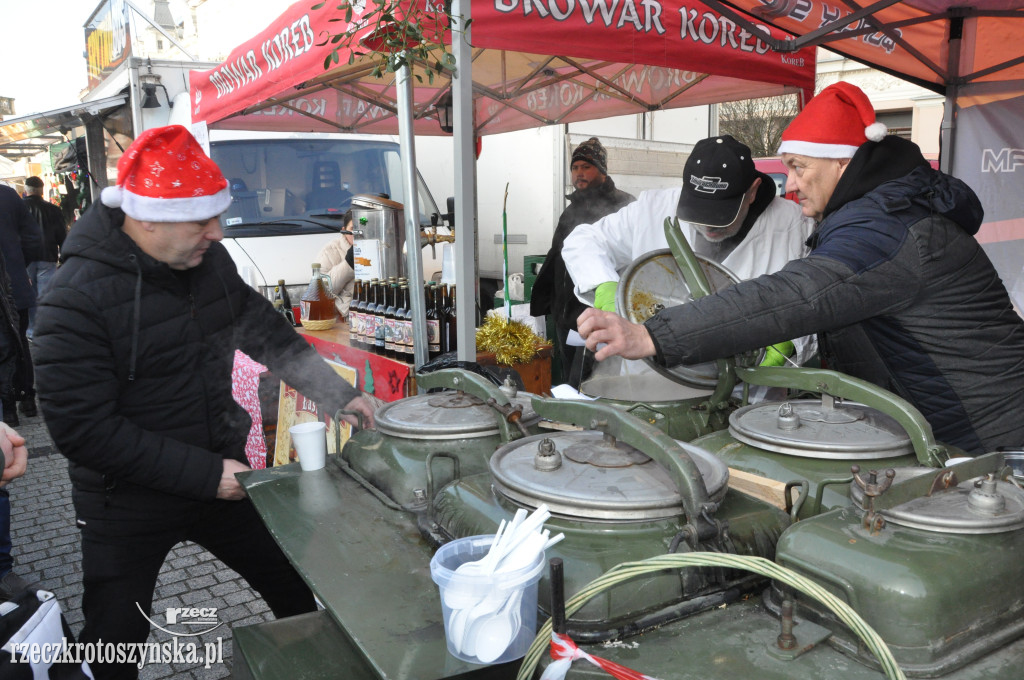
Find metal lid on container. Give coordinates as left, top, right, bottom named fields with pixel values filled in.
left=617, top=249, right=741, bottom=388
left=728, top=397, right=913, bottom=459
left=881, top=475, right=1024, bottom=534
left=351, top=194, right=403, bottom=211
left=375, top=391, right=538, bottom=440
left=489, top=431, right=729, bottom=521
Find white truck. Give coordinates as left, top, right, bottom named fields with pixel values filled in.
left=204, top=129, right=446, bottom=302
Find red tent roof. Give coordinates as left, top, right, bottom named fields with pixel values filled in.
left=189, top=0, right=816, bottom=135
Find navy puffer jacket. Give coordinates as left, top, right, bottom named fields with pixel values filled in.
left=645, top=137, right=1024, bottom=454
left=34, top=203, right=361, bottom=525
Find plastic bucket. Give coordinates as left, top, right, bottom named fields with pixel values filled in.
left=429, top=534, right=545, bottom=664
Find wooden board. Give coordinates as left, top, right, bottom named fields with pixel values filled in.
left=727, top=468, right=789, bottom=511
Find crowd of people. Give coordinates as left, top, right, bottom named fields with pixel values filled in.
left=0, top=80, right=1021, bottom=679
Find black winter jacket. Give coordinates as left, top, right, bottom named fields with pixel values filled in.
left=530, top=178, right=635, bottom=334
left=646, top=137, right=1024, bottom=454
left=33, top=203, right=362, bottom=526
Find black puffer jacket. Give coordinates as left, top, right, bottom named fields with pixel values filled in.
left=530, top=178, right=635, bottom=334
left=646, top=137, right=1024, bottom=454
left=33, top=203, right=361, bottom=524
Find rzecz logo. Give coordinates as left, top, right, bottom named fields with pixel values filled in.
left=689, top=175, right=729, bottom=194
left=137, top=604, right=223, bottom=637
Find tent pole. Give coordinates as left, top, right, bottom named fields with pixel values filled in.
left=453, top=0, right=477, bottom=362
left=396, top=58, right=429, bottom=369
left=939, top=15, right=964, bottom=174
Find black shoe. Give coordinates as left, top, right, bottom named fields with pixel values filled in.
left=0, top=571, right=35, bottom=601
left=18, top=396, right=37, bottom=418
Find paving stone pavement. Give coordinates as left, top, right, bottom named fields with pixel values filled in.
left=8, top=406, right=279, bottom=679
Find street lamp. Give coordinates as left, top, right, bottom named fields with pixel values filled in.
left=435, top=91, right=454, bottom=134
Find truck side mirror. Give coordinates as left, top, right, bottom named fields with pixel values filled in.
left=443, top=196, right=456, bottom=226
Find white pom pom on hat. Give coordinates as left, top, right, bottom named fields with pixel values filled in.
left=100, top=125, right=230, bottom=222
left=778, top=81, right=888, bottom=158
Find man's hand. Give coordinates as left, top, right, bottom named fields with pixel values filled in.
left=577, top=308, right=657, bottom=362
left=0, top=423, right=28, bottom=487
left=340, top=396, right=376, bottom=430
left=217, top=459, right=250, bottom=500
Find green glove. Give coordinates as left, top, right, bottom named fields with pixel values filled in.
left=760, top=340, right=796, bottom=367
left=594, top=281, right=618, bottom=312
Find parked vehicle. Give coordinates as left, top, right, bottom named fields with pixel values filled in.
left=207, top=129, right=444, bottom=301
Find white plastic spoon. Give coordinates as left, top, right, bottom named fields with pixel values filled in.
left=471, top=589, right=525, bottom=663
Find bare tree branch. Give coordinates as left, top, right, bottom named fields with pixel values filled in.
left=719, top=94, right=800, bottom=157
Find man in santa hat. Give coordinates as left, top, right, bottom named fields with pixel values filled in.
left=576, top=81, right=1024, bottom=456
left=32, top=125, right=376, bottom=679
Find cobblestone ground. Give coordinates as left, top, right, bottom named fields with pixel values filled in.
left=9, top=406, right=277, bottom=679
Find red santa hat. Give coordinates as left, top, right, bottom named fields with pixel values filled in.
left=777, top=82, right=887, bottom=158
left=101, top=125, right=230, bottom=222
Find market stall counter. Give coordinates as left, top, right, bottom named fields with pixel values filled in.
left=298, top=324, right=414, bottom=403
left=233, top=461, right=519, bottom=680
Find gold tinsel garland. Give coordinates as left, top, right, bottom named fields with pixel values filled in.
left=476, top=315, right=544, bottom=366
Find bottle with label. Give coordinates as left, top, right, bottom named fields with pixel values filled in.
left=299, top=263, right=336, bottom=325
left=362, top=278, right=380, bottom=349
left=425, top=283, right=442, bottom=360
left=443, top=283, right=457, bottom=354
left=272, top=285, right=285, bottom=312
left=348, top=279, right=364, bottom=348
left=384, top=283, right=399, bottom=359
left=277, top=279, right=294, bottom=314
left=373, top=279, right=387, bottom=355
left=398, top=283, right=413, bottom=363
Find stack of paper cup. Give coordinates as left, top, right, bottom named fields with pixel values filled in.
left=289, top=422, right=328, bottom=471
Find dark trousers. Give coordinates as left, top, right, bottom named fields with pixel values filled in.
left=0, top=488, right=10, bottom=576
left=78, top=498, right=315, bottom=680
left=14, top=309, right=33, bottom=399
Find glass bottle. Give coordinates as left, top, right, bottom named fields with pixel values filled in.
left=364, top=278, right=381, bottom=350
left=299, top=263, right=335, bottom=323
left=272, top=285, right=285, bottom=313
left=425, top=283, right=441, bottom=360
left=443, top=283, right=457, bottom=354
left=398, top=283, right=412, bottom=363
left=373, top=279, right=387, bottom=355
left=349, top=279, right=364, bottom=348
left=277, top=279, right=294, bottom=314
left=385, top=283, right=399, bottom=359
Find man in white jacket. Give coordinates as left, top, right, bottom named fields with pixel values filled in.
left=563, top=135, right=816, bottom=370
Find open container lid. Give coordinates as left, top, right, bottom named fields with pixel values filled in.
left=617, top=248, right=741, bottom=388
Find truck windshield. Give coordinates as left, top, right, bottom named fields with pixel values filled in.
left=211, top=138, right=439, bottom=230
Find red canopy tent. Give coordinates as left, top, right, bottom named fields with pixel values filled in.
left=187, top=0, right=817, bottom=360
left=188, top=0, right=816, bottom=136
left=700, top=0, right=1024, bottom=306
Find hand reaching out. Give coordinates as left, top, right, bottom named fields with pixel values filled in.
left=576, top=308, right=657, bottom=362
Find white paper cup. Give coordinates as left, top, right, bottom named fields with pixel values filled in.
left=289, top=422, right=328, bottom=471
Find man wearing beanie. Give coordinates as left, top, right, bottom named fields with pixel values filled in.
left=33, top=125, right=376, bottom=679
left=563, top=134, right=816, bottom=396
left=531, top=137, right=634, bottom=382
left=578, top=82, right=1024, bottom=455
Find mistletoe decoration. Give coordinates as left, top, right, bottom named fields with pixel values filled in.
left=312, top=0, right=467, bottom=83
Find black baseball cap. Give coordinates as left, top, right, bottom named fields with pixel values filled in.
left=676, top=135, right=756, bottom=228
